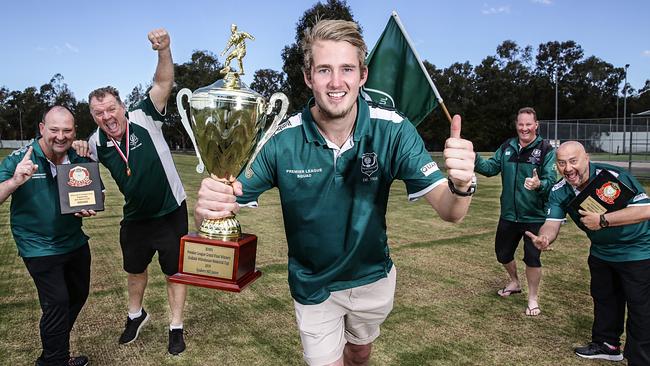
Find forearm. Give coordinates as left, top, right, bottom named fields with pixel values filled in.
left=153, top=48, right=174, bottom=92
left=425, top=183, right=472, bottom=223
left=603, top=205, right=650, bottom=227
left=474, top=153, right=501, bottom=177
left=538, top=221, right=561, bottom=244
left=0, top=178, right=18, bottom=205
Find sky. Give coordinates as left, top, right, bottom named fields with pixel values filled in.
left=1, top=0, right=649, bottom=102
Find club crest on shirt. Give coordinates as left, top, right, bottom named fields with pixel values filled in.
left=596, top=181, right=621, bottom=204
left=361, top=152, right=378, bottom=177
left=527, top=148, right=542, bottom=164
left=67, top=166, right=92, bottom=187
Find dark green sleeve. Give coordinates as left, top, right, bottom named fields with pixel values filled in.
left=474, top=148, right=502, bottom=177
left=537, top=148, right=557, bottom=197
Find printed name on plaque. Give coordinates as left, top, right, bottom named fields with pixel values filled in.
left=183, top=241, right=235, bottom=279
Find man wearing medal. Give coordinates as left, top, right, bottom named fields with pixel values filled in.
left=526, top=141, right=650, bottom=365
left=84, top=28, right=189, bottom=355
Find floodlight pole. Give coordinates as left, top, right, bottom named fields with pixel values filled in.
left=19, top=108, right=24, bottom=146
left=554, top=69, right=558, bottom=144
left=622, top=64, right=629, bottom=154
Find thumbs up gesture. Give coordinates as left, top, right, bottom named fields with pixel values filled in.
left=524, top=168, right=540, bottom=190
left=443, top=115, right=475, bottom=189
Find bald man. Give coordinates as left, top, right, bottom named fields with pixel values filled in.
left=0, top=106, right=96, bottom=366
left=526, top=141, right=650, bottom=365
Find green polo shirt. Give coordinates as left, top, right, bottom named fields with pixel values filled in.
left=0, top=140, right=90, bottom=258
left=547, top=162, right=650, bottom=262
left=89, top=95, right=186, bottom=221
left=237, top=97, right=445, bottom=304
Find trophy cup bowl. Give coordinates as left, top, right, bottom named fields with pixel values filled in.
left=170, top=72, right=288, bottom=291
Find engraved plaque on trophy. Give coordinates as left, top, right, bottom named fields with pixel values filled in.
left=56, top=162, right=104, bottom=214
left=169, top=24, right=288, bottom=292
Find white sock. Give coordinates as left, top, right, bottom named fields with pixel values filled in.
left=128, top=308, right=143, bottom=320
left=169, top=323, right=183, bottom=331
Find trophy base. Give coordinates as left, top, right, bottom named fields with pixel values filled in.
left=169, top=269, right=261, bottom=292
left=168, top=233, right=261, bottom=292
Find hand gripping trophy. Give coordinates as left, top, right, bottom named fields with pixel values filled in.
left=171, top=24, right=289, bottom=291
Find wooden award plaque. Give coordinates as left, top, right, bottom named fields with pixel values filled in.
left=168, top=233, right=261, bottom=292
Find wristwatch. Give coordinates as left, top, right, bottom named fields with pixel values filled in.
left=448, top=175, right=477, bottom=196
left=599, top=214, right=609, bottom=228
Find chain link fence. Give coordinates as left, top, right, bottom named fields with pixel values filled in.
left=539, top=115, right=650, bottom=178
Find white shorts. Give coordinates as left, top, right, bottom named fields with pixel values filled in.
left=293, top=265, right=397, bottom=366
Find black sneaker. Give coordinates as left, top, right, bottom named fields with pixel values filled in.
left=574, top=341, right=624, bottom=361
left=168, top=328, right=186, bottom=355
left=67, top=355, right=89, bottom=366
left=118, top=309, right=150, bottom=344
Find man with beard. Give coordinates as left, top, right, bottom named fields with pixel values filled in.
left=526, top=141, right=650, bottom=365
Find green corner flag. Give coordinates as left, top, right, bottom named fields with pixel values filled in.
left=362, top=11, right=446, bottom=126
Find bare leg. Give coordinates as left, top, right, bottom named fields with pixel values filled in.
left=525, top=266, right=542, bottom=315
left=498, top=260, right=521, bottom=296
left=166, top=280, right=186, bottom=326
left=344, top=343, right=372, bottom=366
left=127, top=271, right=148, bottom=313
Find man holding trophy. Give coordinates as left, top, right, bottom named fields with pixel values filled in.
left=193, top=19, right=476, bottom=366
left=84, top=29, right=189, bottom=356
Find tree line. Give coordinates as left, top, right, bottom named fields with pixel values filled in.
left=1, top=0, right=649, bottom=151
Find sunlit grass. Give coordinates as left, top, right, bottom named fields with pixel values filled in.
left=0, top=151, right=635, bottom=365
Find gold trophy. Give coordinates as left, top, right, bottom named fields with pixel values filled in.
left=170, top=25, right=289, bottom=291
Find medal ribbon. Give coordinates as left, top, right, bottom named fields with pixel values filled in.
left=109, top=121, right=131, bottom=176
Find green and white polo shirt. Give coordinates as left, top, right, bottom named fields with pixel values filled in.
left=89, top=95, right=186, bottom=221
left=237, top=96, right=446, bottom=304
left=0, top=140, right=90, bottom=257
left=546, top=162, right=650, bottom=262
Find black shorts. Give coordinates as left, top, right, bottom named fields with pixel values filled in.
left=494, top=218, right=543, bottom=268
left=119, top=201, right=188, bottom=276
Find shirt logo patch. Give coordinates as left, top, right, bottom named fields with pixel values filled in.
left=129, top=133, right=142, bottom=150
left=505, top=150, right=511, bottom=156
left=361, top=152, right=378, bottom=177
left=420, top=162, right=438, bottom=177
left=527, top=148, right=542, bottom=164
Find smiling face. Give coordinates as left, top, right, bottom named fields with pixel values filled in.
left=90, top=93, right=128, bottom=140
left=556, top=141, right=590, bottom=188
left=303, top=39, right=367, bottom=123
left=39, top=107, right=75, bottom=161
left=516, top=111, right=539, bottom=147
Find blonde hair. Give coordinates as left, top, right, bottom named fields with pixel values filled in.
left=301, top=19, right=367, bottom=73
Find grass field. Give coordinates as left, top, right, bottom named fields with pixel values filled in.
left=0, top=151, right=636, bottom=365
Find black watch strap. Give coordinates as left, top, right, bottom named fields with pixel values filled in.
left=599, top=214, right=609, bottom=228
left=448, top=178, right=476, bottom=196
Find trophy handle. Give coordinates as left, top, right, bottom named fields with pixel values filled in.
left=176, top=88, right=205, bottom=174
left=244, top=92, right=289, bottom=179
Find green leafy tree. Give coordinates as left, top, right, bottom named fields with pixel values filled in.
left=168, top=50, right=223, bottom=149
left=281, top=0, right=357, bottom=113
left=124, top=84, right=147, bottom=110
left=250, top=69, right=286, bottom=100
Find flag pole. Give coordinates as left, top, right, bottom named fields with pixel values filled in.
left=390, top=11, right=453, bottom=124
